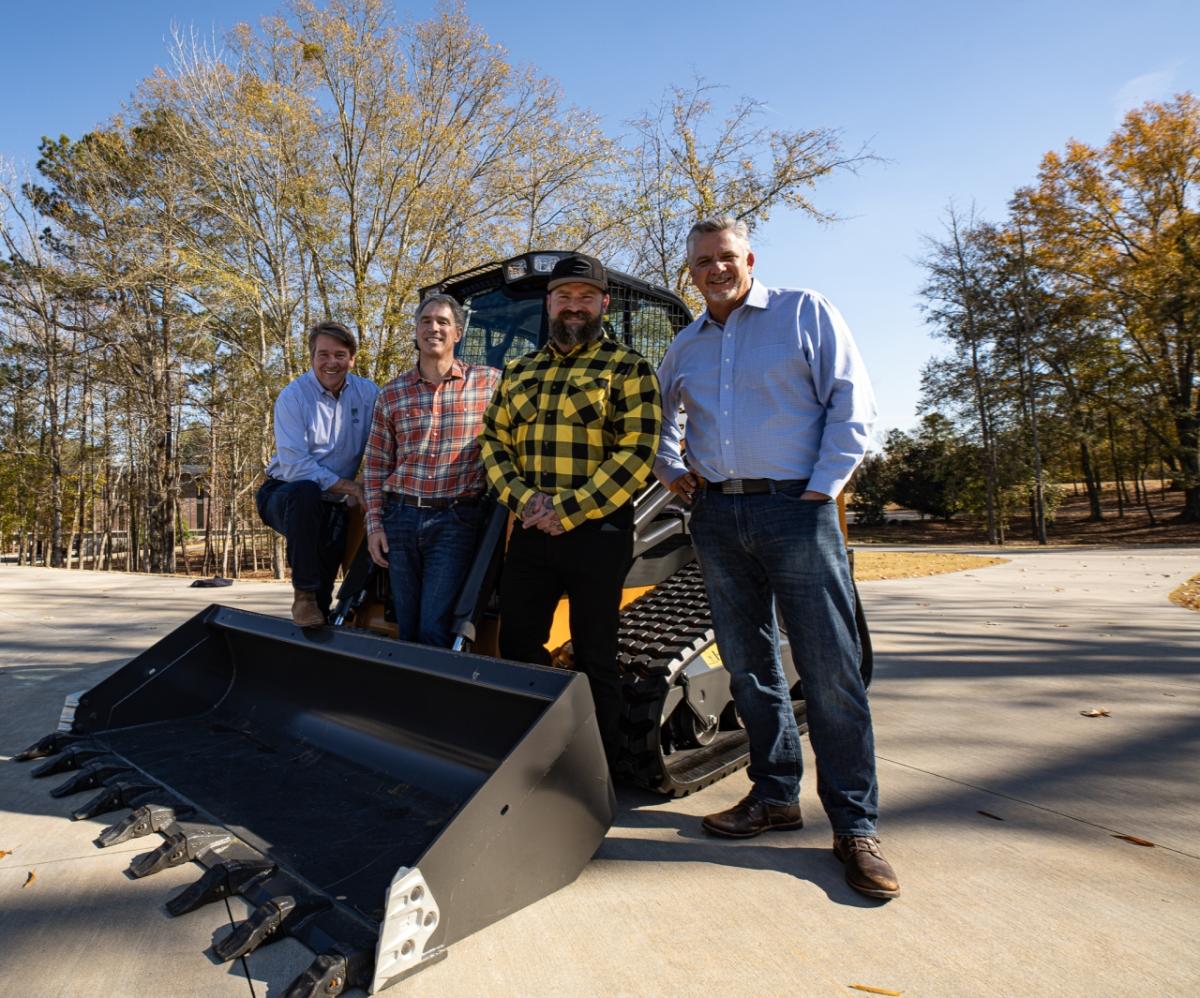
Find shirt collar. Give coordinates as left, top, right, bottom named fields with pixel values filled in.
left=305, top=368, right=350, bottom=399
left=414, top=357, right=467, bottom=385
left=545, top=336, right=604, bottom=360
left=700, top=278, right=769, bottom=330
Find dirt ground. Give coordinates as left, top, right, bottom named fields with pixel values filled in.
left=849, top=483, right=1200, bottom=548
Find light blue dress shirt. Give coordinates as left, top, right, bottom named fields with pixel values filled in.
left=265, top=369, right=379, bottom=491
left=655, top=279, right=876, bottom=499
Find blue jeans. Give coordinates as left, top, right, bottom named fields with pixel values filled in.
left=381, top=498, right=484, bottom=647
left=689, top=484, right=878, bottom=837
left=255, top=478, right=347, bottom=615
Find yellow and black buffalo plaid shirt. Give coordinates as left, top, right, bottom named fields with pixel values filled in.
left=479, top=337, right=662, bottom=531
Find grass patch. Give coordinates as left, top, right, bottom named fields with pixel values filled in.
left=1169, top=573, right=1200, bottom=613
left=853, top=551, right=1008, bottom=581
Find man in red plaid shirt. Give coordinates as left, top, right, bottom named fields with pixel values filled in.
left=362, top=294, right=500, bottom=646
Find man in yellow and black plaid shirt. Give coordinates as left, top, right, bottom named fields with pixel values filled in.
left=479, top=253, right=661, bottom=762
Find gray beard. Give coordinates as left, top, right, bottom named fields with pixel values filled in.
left=549, top=313, right=604, bottom=351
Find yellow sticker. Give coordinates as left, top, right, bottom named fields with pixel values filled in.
left=700, top=645, right=723, bottom=669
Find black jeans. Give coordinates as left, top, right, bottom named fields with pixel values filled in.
left=498, top=508, right=633, bottom=761
left=256, top=478, right=348, bottom=615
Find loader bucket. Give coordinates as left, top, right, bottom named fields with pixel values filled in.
left=19, top=604, right=615, bottom=994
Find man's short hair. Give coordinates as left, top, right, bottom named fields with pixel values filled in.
left=308, top=320, right=357, bottom=356
left=686, top=215, right=752, bottom=260
left=415, top=293, right=466, bottom=331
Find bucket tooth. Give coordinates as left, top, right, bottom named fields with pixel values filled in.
left=282, top=947, right=371, bottom=998
left=214, top=896, right=296, bottom=961
left=71, top=780, right=167, bottom=821
left=165, top=860, right=276, bottom=917
left=31, top=745, right=109, bottom=778
left=96, top=804, right=183, bottom=848
left=13, top=732, right=83, bottom=762
left=127, top=827, right=234, bottom=880
left=213, top=893, right=329, bottom=962
left=49, top=762, right=133, bottom=798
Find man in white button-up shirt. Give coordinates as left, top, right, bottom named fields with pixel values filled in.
left=257, top=321, right=378, bottom=627
left=655, top=216, right=898, bottom=900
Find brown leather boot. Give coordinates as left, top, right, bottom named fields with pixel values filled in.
left=833, top=835, right=900, bottom=899
left=291, top=588, right=325, bottom=628
left=701, top=795, right=803, bottom=838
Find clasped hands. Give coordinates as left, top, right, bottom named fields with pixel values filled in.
left=521, top=492, right=565, bottom=536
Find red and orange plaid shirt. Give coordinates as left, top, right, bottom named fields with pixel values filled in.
left=362, top=359, right=501, bottom=534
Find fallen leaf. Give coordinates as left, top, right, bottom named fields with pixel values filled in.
left=849, top=986, right=903, bottom=996
left=0, top=849, right=11, bottom=860
left=977, top=810, right=1004, bottom=821
left=22, top=871, right=35, bottom=888
left=1113, top=834, right=1155, bottom=848
left=1080, top=708, right=1111, bottom=717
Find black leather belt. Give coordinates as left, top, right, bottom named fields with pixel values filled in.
left=386, top=492, right=482, bottom=510
left=706, top=478, right=808, bottom=495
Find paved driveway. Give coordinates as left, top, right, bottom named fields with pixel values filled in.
left=1, top=548, right=1197, bottom=997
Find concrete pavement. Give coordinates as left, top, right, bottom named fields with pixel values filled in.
left=1, top=548, right=1197, bottom=997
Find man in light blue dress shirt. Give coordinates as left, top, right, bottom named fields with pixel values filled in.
left=655, top=216, right=898, bottom=900
left=257, top=321, right=379, bottom=627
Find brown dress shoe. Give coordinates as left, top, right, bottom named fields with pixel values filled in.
left=701, top=795, right=803, bottom=838
left=833, top=836, right=900, bottom=899
left=291, top=588, right=325, bottom=628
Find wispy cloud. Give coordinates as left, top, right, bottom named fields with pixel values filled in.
left=1112, top=63, right=1184, bottom=121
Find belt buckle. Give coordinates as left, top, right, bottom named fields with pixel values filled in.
left=414, top=495, right=433, bottom=509
left=726, top=479, right=745, bottom=495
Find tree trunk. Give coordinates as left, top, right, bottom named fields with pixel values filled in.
left=1080, top=440, right=1103, bottom=520
left=1176, top=413, right=1200, bottom=522
left=1106, top=409, right=1126, bottom=518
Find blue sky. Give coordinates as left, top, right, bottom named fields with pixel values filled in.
left=2, top=0, right=1198, bottom=436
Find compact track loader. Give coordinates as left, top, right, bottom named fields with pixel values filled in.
left=16, top=250, right=872, bottom=995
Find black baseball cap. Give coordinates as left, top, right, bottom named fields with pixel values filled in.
left=546, top=253, right=608, bottom=292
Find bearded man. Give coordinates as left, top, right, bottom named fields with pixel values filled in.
left=478, top=253, right=662, bottom=763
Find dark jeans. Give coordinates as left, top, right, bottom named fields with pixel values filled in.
left=255, top=478, right=347, bottom=616
left=498, top=509, right=633, bottom=762
left=381, top=498, right=484, bottom=647
left=689, top=483, right=878, bottom=836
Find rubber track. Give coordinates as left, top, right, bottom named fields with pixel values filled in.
left=612, top=562, right=754, bottom=797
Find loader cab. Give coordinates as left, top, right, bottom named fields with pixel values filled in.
left=419, top=250, right=693, bottom=370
